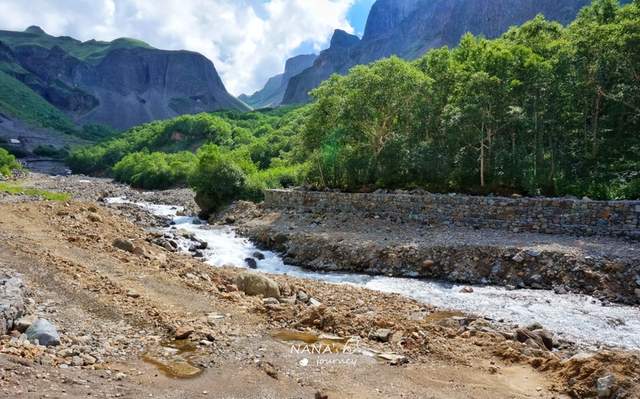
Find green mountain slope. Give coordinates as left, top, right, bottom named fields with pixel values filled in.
left=0, top=70, right=76, bottom=133
left=0, top=26, right=153, bottom=63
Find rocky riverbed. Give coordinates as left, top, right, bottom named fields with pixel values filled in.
left=0, top=174, right=638, bottom=398
left=222, top=202, right=640, bottom=305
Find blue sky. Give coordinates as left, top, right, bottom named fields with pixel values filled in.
left=348, top=0, right=376, bottom=35
left=0, top=0, right=378, bottom=95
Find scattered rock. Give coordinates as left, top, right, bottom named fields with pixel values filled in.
left=296, top=290, right=309, bottom=303
left=112, top=238, right=135, bottom=253
left=234, top=272, right=280, bottom=299
left=126, top=290, right=141, bottom=299
left=25, top=319, right=60, bottom=347
left=257, top=360, right=278, bottom=379
left=175, top=325, right=195, bottom=340
left=596, top=374, right=615, bottom=398
left=370, top=328, right=392, bottom=343
left=244, top=258, right=258, bottom=269
left=253, top=251, right=266, bottom=260
left=15, top=315, right=35, bottom=333
left=377, top=353, right=408, bottom=365
left=87, top=214, right=102, bottom=223
left=263, top=297, right=279, bottom=306
left=460, top=286, right=474, bottom=293
left=308, top=297, right=322, bottom=307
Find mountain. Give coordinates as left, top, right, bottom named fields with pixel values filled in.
left=0, top=26, right=248, bottom=131
left=281, top=0, right=595, bottom=105
left=240, top=53, right=316, bottom=109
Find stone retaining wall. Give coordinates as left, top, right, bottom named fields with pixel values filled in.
left=265, top=190, right=640, bottom=240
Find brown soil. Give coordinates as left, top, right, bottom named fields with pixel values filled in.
left=0, top=179, right=638, bottom=398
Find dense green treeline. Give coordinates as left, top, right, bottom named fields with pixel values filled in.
left=304, top=0, right=640, bottom=199
left=69, top=0, right=640, bottom=213
left=68, top=107, right=308, bottom=210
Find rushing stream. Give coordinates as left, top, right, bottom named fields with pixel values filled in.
left=106, top=197, right=640, bottom=351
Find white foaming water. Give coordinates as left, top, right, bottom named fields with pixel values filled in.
left=108, top=198, right=640, bottom=351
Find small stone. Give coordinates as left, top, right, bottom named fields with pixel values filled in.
left=126, top=290, right=141, bottom=299
left=252, top=251, right=266, bottom=260
left=370, top=328, right=392, bottom=343
left=25, top=319, right=60, bottom=347
left=308, top=298, right=322, bottom=307
left=114, top=372, right=126, bottom=381
left=377, top=353, right=407, bottom=365
left=175, top=326, right=194, bottom=340
left=244, top=258, right=258, bottom=269
left=71, top=356, right=84, bottom=367
left=15, top=315, right=36, bottom=333
left=459, top=286, right=474, bottom=293
left=512, top=253, right=525, bottom=263
left=81, top=354, right=96, bottom=365
left=113, top=239, right=135, bottom=253
left=262, top=297, right=279, bottom=306
left=296, top=291, right=309, bottom=303
left=597, top=374, right=615, bottom=398
left=87, top=214, right=102, bottom=223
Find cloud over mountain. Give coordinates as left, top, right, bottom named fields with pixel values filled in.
left=0, top=0, right=356, bottom=94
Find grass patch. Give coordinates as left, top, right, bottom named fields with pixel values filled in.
left=0, top=182, right=71, bottom=201
left=0, top=70, right=77, bottom=134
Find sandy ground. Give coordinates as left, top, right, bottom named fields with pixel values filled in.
left=0, top=175, right=638, bottom=398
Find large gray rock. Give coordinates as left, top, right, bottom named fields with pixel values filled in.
left=234, top=272, right=280, bottom=299
left=0, top=275, right=26, bottom=335
left=25, top=319, right=61, bottom=347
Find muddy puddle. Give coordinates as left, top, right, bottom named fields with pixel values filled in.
left=142, top=340, right=202, bottom=379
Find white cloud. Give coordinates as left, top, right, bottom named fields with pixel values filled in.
left=0, top=0, right=355, bottom=95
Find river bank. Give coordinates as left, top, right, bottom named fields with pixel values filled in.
left=0, top=173, right=638, bottom=398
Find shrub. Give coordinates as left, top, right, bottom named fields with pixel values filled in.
left=0, top=148, right=21, bottom=176
left=189, top=145, right=248, bottom=215
left=112, top=151, right=196, bottom=189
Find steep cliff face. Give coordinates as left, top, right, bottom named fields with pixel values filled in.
left=281, top=0, right=593, bottom=105
left=0, top=27, right=247, bottom=131
left=240, top=53, right=317, bottom=109
left=283, top=30, right=360, bottom=105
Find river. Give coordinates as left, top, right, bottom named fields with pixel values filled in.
left=106, top=197, right=640, bottom=351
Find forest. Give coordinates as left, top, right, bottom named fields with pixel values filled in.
left=68, top=0, right=640, bottom=213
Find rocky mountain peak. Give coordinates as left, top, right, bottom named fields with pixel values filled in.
left=329, top=29, right=360, bottom=49
left=25, top=26, right=46, bottom=35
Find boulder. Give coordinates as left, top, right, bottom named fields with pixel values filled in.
left=244, top=258, right=258, bottom=269
left=252, top=251, right=266, bottom=260
left=113, top=238, right=135, bottom=253
left=370, top=328, right=393, bottom=342
left=175, top=325, right=194, bottom=340
left=234, top=272, right=280, bottom=299
left=25, top=319, right=60, bottom=346
left=597, top=374, right=616, bottom=398
left=0, top=275, right=26, bottom=335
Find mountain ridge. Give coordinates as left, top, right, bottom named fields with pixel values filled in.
left=0, top=26, right=247, bottom=131
left=239, top=53, right=317, bottom=109
left=281, top=0, right=598, bottom=105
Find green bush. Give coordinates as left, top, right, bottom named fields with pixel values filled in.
left=190, top=145, right=248, bottom=215
left=0, top=148, right=21, bottom=176
left=112, top=151, right=196, bottom=189
left=33, top=145, right=69, bottom=159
